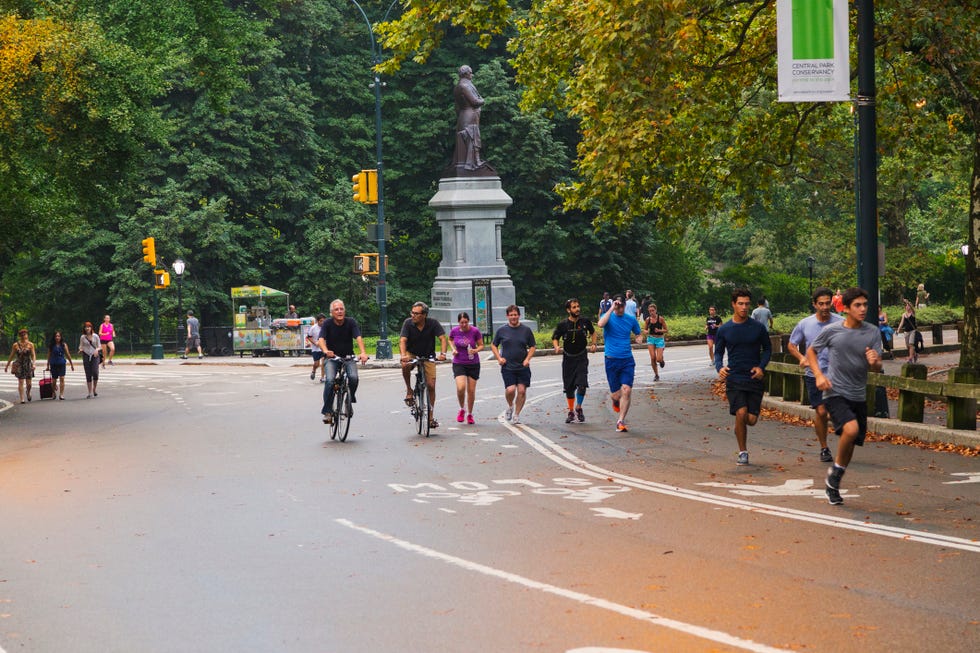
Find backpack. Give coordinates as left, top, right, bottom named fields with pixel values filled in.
left=913, top=330, right=924, bottom=353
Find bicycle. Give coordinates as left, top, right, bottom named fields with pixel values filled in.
left=326, top=355, right=356, bottom=442
left=406, top=356, right=436, bottom=437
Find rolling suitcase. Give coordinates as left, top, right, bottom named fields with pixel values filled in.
left=39, top=371, right=54, bottom=400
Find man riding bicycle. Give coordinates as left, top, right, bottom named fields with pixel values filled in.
left=399, top=301, right=447, bottom=428
left=317, top=299, right=369, bottom=424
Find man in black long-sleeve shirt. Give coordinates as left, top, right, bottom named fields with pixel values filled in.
left=714, top=288, right=772, bottom=466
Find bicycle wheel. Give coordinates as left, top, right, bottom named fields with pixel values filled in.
left=415, top=377, right=428, bottom=436
left=336, top=382, right=352, bottom=442
left=330, top=379, right=342, bottom=441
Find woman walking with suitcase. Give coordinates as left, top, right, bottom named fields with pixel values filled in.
left=47, top=330, right=75, bottom=400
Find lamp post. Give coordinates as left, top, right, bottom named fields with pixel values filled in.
left=806, top=255, right=816, bottom=308
left=349, top=0, right=398, bottom=359
left=172, top=258, right=185, bottom=353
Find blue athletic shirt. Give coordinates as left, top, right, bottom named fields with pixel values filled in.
left=602, top=312, right=641, bottom=359
left=714, top=318, right=772, bottom=383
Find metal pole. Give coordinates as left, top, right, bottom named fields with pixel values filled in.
left=151, top=286, right=163, bottom=359
left=856, top=0, right=879, bottom=323
left=176, top=278, right=183, bottom=354
left=350, top=0, right=397, bottom=359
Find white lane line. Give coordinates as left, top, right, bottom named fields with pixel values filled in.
left=503, top=389, right=980, bottom=553
left=335, top=518, right=791, bottom=653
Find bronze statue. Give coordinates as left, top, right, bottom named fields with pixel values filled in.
left=447, top=65, right=495, bottom=177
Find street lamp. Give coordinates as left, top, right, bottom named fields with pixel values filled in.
left=172, top=258, right=185, bottom=354
left=806, top=255, right=816, bottom=309
left=349, top=0, right=399, bottom=360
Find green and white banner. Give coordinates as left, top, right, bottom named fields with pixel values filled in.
left=777, top=0, right=850, bottom=102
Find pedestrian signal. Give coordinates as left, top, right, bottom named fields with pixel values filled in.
left=154, top=269, right=171, bottom=289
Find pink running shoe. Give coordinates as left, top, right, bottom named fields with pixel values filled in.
left=457, top=409, right=466, bottom=423
left=467, top=414, right=475, bottom=425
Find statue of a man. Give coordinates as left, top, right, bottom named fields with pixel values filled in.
left=449, top=65, right=494, bottom=176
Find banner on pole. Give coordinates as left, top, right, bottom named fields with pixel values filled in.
left=777, top=0, right=850, bottom=102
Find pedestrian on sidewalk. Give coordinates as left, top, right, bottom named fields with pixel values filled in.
left=897, top=300, right=919, bottom=363
left=705, top=306, right=722, bottom=365
left=714, top=288, right=771, bottom=466
left=786, top=287, right=842, bottom=463
left=307, top=313, right=327, bottom=381
left=449, top=312, right=483, bottom=424
left=597, top=293, right=641, bottom=432
left=806, top=287, right=883, bottom=505
left=5, top=328, right=36, bottom=403
left=642, top=303, right=668, bottom=381
left=182, top=310, right=203, bottom=359
left=78, top=322, right=101, bottom=398
left=46, top=330, right=74, bottom=400
left=552, top=298, right=597, bottom=424
left=491, top=305, right=536, bottom=425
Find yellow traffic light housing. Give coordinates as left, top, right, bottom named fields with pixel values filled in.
left=154, top=269, right=171, bottom=289
left=352, top=169, right=378, bottom=204
left=141, top=237, right=156, bottom=266
left=352, top=171, right=368, bottom=203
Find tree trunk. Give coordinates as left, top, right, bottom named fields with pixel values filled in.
left=961, top=126, right=979, bottom=371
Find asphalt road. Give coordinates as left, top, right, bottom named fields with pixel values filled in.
left=1, top=349, right=978, bottom=652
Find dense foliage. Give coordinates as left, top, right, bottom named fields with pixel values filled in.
left=0, top=1, right=972, bottom=368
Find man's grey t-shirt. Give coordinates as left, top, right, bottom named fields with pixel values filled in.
left=492, top=324, right=536, bottom=371
left=810, top=321, right=883, bottom=402
left=187, top=316, right=200, bottom=338
left=750, top=306, right=772, bottom=331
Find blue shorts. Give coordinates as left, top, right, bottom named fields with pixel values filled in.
left=312, top=350, right=324, bottom=361
left=604, top=357, right=636, bottom=391
left=646, top=336, right=665, bottom=348
left=803, top=375, right=825, bottom=409
left=501, top=366, right=531, bottom=388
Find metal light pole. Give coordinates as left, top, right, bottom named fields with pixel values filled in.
left=855, top=0, right=879, bottom=324
left=350, top=0, right=399, bottom=359
left=173, top=258, right=185, bottom=353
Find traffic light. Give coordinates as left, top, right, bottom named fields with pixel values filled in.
left=352, top=171, right=368, bottom=203
left=141, top=237, right=156, bottom=266
left=352, top=253, right=386, bottom=275
left=352, top=169, right=379, bottom=204
left=153, top=269, right=171, bottom=289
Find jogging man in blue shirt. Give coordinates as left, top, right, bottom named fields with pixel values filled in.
left=598, top=293, right=641, bottom=432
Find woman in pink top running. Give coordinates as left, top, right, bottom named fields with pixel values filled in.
left=99, top=314, right=115, bottom=367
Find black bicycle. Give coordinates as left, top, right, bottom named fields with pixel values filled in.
left=327, top=355, right=356, bottom=442
left=407, top=356, right=436, bottom=437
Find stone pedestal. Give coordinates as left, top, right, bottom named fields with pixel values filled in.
left=428, top=176, right=536, bottom=334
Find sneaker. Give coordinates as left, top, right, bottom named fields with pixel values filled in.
left=322, top=413, right=333, bottom=424
left=505, top=406, right=514, bottom=421
left=576, top=407, right=585, bottom=423
left=819, top=447, right=834, bottom=463
left=659, top=360, right=665, bottom=368
left=467, top=414, right=475, bottom=425
left=457, top=409, right=466, bottom=423
left=565, top=410, right=575, bottom=424
left=612, top=398, right=620, bottom=413
left=616, top=420, right=628, bottom=432
left=198, top=355, right=203, bottom=359
left=654, top=374, right=660, bottom=382
left=310, top=371, right=316, bottom=380
left=511, top=414, right=521, bottom=425
left=180, top=355, right=187, bottom=359
left=736, top=451, right=749, bottom=466
left=826, top=466, right=845, bottom=504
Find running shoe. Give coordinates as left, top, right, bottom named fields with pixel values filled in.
left=819, top=447, right=833, bottom=463
left=512, top=414, right=521, bottom=425
left=576, top=407, right=585, bottom=423
left=457, top=409, right=466, bottom=423
left=612, top=398, right=620, bottom=413
left=616, top=421, right=628, bottom=432
left=467, top=414, right=475, bottom=425
left=310, top=371, right=316, bottom=380
left=659, top=360, right=665, bottom=368
left=825, top=466, right=845, bottom=505
left=565, top=410, right=575, bottom=423
left=736, top=451, right=749, bottom=466
left=654, top=375, right=660, bottom=381
left=505, top=406, right=514, bottom=421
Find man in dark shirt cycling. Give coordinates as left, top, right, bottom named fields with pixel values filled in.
left=399, top=301, right=448, bottom=428
left=317, top=299, right=369, bottom=424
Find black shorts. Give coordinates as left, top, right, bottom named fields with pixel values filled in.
left=452, top=363, right=480, bottom=380
left=825, top=395, right=868, bottom=446
left=726, top=380, right=763, bottom=417
left=803, top=375, right=825, bottom=409
left=501, top=366, right=532, bottom=388
left=561, top=355, right=589, bottom=395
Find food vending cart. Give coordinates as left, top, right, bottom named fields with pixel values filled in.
left=231, top=285, right=313, bottom=356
